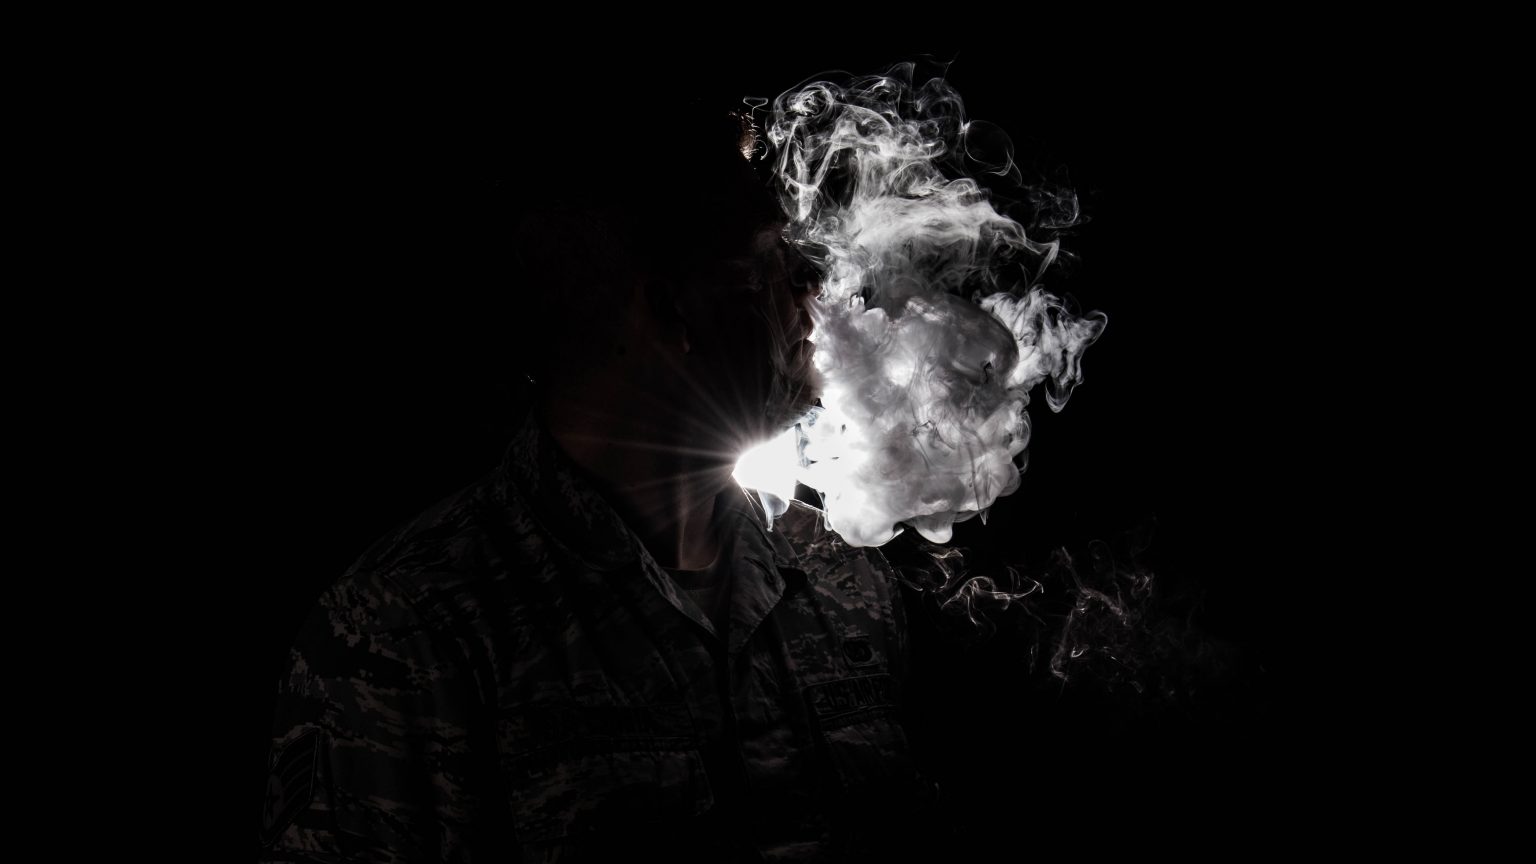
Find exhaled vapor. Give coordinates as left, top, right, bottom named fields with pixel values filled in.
left=734, top=63, right=1108, bottom=548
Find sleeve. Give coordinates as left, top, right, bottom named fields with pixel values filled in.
left=258, top=571, right=510, bottom=863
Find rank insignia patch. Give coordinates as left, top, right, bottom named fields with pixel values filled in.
left=259, top=728, right=320, bottom=847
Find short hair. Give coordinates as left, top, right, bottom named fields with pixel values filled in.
left=493, top=104, right=781, bottom=385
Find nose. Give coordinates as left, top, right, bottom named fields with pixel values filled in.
left=789, top=253, right=822, bottom=299
left=794, top=296, right=814, bottom=341
left=787, top=254, right=821, bottom=339
left=778, top=274, right=815, bottom=342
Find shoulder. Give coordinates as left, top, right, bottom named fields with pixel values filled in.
left=774, top=495, right=897, bottom=568
left=281, top=478, right=507, bottom=699
left=772, top=498, right=900, bottom=589
left=332, top=472, right=513, bottom=630
left=277, top=472, right=514, bottom=699
left=767, top=498, right=914, bottom=678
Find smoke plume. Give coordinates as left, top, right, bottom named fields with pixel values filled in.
left=736, top=63, right=1107, bottom=547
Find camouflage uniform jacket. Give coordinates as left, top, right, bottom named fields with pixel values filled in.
left=260, top=413, right=940, bottom=862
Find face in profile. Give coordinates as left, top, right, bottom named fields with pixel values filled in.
left=672, top=222, right=823, bottom=459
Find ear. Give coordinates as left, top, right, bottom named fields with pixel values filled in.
left=641, top=278, right=692, bottom=355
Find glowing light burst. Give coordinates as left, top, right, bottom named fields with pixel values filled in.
left=736, top=63, right=1107, bottom=549
left=732, top=423, right=804, bottom=524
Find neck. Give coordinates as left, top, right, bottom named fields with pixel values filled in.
left=538, top=386, right=734, bottom=571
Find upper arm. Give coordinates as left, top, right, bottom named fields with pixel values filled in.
left=259, top=572, right=506, bottom=863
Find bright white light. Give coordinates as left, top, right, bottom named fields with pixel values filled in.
left=732, top=425, right=802, bottom=501
left=732, top=426, right=806, bottom=528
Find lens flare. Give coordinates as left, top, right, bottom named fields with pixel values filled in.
left=732, top=422, right=803, bottom=525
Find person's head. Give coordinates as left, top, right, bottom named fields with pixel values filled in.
left=505, top=105, right=822, bottom=463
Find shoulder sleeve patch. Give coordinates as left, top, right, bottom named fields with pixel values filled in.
left=258, top=727, right=321, bottom=847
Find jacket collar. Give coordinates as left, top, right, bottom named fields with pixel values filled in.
left=493, top=409, right=639, bottom=572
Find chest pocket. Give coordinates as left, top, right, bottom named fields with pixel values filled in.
left=802, top=674, right=940, bottom=857
left=803, top=674, right=920, bottom=789
left=498, top=702, right=715, bottom=850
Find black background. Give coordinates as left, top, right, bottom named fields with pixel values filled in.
left=228, top=41, right=1337, bottom=859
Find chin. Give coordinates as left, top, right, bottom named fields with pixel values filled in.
left=763, top=364, right=824, bottom=433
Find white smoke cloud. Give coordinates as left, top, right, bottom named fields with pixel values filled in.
left=735, top=63, right=1107, bottom=547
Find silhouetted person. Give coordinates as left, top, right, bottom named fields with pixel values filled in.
left=259, top=106, right=945, bottom=862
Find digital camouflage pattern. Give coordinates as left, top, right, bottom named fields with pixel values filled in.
left=260, top=413, right=944, bottom=862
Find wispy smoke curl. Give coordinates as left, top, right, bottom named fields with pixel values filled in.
left=762, top=63, right=1108, bottom=548
left=881, top=520, right=1240, bottom=710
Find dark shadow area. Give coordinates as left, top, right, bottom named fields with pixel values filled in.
left=224, top=43, right=1322, bottom=860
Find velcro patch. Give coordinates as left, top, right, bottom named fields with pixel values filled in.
left=803, top=674, right=897, bottom=728
left=841, top=636, right=877, bottom=666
